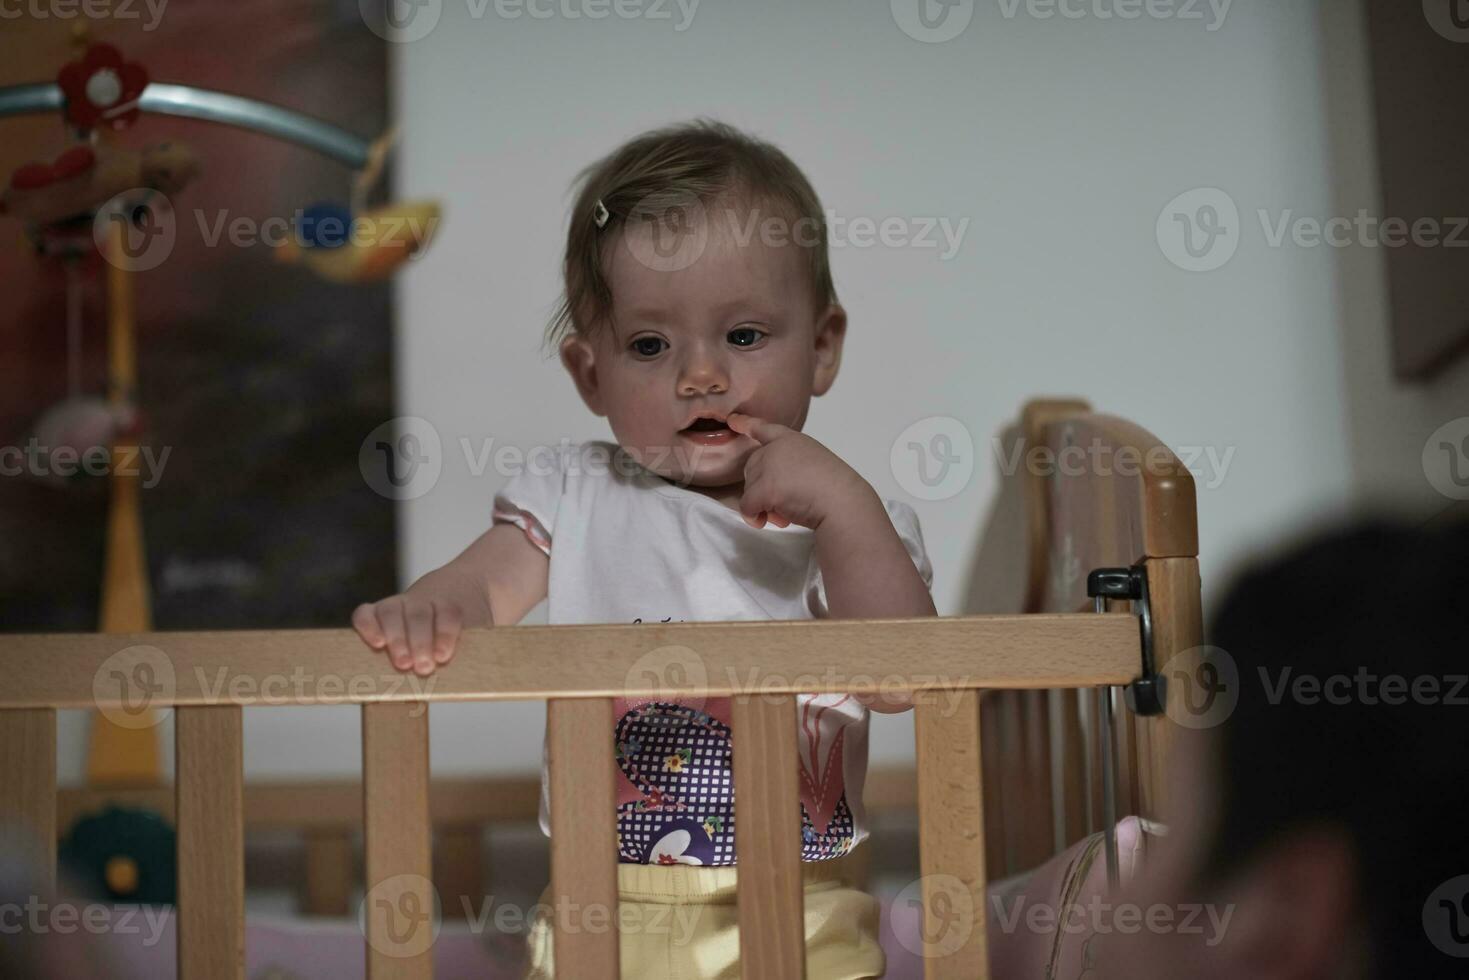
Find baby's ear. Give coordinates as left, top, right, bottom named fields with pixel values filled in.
left=559, top=333, right=606, bottom=416
left=810, top=303, right=847, bottom=397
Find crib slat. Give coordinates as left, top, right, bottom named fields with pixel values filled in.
left=1092, top=599, right=1126, bottom=838
left=0, top=709, right=57, bottom=893
left=978, top=694, right=1007, bottom=877
left=731, top=694, right=805, bottom=980
left=1059, top=688, right=1089, bottom=846
left=915, top=691, right=989, bottom=980
left=362, top=703, right=434, bottom=980
left=1018, top=689, right=1053, bottom=867
left=304, top=829, right=353, bottom=916
left=176, top=706, right=244, bottom=980
left=1114, top=689, right=1141, bottom=826
left=993, top=691, right=1023, bottom=876
left=435, top=826, right=485, bottom=921
left=547, top=698, right=619, bottom=979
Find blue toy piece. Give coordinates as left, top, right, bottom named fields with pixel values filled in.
left=299, top=201, right=353, bottom=249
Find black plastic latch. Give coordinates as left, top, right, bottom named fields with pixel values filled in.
left=1086, top=568, right=1137, bottom=602
left=1087, top=565, right=1166, bottom=717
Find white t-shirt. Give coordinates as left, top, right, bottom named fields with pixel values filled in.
left=491, top=439, right=933, bottom=865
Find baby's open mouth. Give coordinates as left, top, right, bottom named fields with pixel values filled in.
left=683, top=418, right=730, bottom=433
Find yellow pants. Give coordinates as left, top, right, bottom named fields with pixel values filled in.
left=522, top=857, right=885, bottom=979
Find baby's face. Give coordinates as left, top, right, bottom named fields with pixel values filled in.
left=561, top=199, right=844, bottom=489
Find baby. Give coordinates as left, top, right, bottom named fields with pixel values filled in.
left=352, top=119, right=936, bottom=979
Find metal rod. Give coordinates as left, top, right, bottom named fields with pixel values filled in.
left=0, top=83, right=372, bottom=170
left=1084, top=594, right=1104, bottom=835
left=0, top=83, right=62, bottom=118
left=1099, top=685, right=1120, bottom=891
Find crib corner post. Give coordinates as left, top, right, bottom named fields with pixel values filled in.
left=1135, top=556, right=1203, bottom=825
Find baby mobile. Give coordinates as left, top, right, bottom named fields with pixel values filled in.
left=0, top=29, right=440, bottom=904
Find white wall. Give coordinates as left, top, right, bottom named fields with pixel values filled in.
left=57, top=0, right=1469, bottom=782
left=1318, top=0, right=1469, bottom=520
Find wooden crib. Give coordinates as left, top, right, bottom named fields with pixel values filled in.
left=0, top=398, right=1202, bottom=980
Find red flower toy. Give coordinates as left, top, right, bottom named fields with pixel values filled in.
left=57, top=44, right=149, bottom=132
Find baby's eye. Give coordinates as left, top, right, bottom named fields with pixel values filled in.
left=630, top=336, right=666, bottom=358
left=728, top=326, right=766, bottom=348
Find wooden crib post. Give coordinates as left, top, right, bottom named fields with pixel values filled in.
left=915, top=690, right=989, bottom=980
left=731, top=693, right=805, bottom=980
left=176, top=705, right=244, bottom=980
left=547, top=697, right=620, bottom=979
left=0, top=709, right=57, bottom=893
left=1136, top=557, right=1203, bottom=825
left=362, top=702, right=434, bottom=980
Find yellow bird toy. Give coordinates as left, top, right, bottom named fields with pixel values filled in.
left=273, top=199, right=442, bottom=284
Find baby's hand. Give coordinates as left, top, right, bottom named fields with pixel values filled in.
left=725, top=412, right=875, bottom=531
left=352, top=593, right=465, bottom=676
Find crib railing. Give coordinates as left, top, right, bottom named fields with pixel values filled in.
left=0, top=612, right=1145, bottom=980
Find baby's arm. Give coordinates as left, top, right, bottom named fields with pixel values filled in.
left=351, top=522, right=549, bottom=675
left=720, top=414, right=937, bottom=713
left=814, top=492, right=937, bottom=713
left=813, top=490, right=936, bottom=622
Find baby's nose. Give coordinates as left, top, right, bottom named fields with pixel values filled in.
left=679, top=376, right=728, bottom=396
left=677, top=358, right=729, bottom=395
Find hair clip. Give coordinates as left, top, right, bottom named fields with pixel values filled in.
left=593, top=199, right=610, bottom=228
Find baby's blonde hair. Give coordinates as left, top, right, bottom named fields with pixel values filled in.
left=543, top=118, right=838, bottom=356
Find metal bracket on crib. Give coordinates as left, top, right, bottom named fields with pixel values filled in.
left=1086, top=563, right=1162, bottom=892
left=1086, top=564, right=1166, bottom=717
